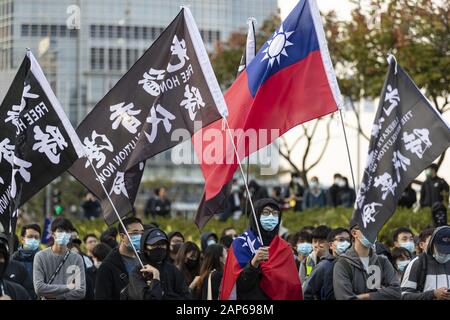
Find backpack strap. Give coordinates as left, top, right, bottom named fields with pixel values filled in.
left=47, top=250, right=71, bottom=285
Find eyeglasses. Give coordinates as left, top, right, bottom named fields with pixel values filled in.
left=334, top=237, right=351, bottom=243
left=261, top=209, right=280, bottom=217
left=146, top=243, right=167, bottom=250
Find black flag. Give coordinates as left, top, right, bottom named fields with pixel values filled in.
left=69, top=7, right=227, bottom=225
left=351, top=56, right=450, bottom=243
left=0, top=51, right=84, bottom=235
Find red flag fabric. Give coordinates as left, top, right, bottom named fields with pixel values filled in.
left=220, top=229, right=302, bottom=300
left=194, top=0, right=342, bottom=228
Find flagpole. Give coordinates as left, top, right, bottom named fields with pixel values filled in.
left=86, top=160, right=145, bottom=268
left=222, top=117, right=264, bottom=245
left=339, top=109, right=357, bottom=191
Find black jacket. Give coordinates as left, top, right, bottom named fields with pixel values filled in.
left=127, top=262, right=191, bottom=300
left=127, top=228, right=191, bottom=300
left=303, top=254, right=336, bottom=300
left=94, top=247, right=130, bottom=300
left=420, top=176, right=449, bottom=207
left=11, top=248, right=38, bottom=299
left=199, top=270, right=222, bottom=300
left=0, top=279, right=30, bottom=300
left=4, top=259, right=32, bottom=298
left=236, top=262, right=270, bottom=300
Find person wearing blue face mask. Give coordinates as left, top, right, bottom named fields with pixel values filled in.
left=9, top=224, right=41, bottom=299
left=303, top=227, right=350, bottom=300
left=393, top=227, right=416, bottom=257
left=292, top=229, right=313, bottom=271
left=391, top=247, right=412, bottom=282
left=230, top=198, right=303, bottom=300
left=95, top=217, right=143, bottom=300
left=33, top=217, right=86, bottom=300
left=401, top=226, right=450, bottom=300
left=333, top=223, right=401, bottom=300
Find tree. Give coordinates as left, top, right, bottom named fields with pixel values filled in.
left=324, top=0, right=449, bottom=166
left=278, top=116, right=334, bottom=188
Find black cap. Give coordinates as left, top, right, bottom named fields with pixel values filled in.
left=145, top=228, right=169, bottom=245
left=434, top=226, right=450, bottom=254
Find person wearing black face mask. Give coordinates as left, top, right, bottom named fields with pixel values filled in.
left=167, top=231, right=184, bottom=264
left=127, top=228, right=191, bottom=300
left=0, top=233, right=29, bottom=300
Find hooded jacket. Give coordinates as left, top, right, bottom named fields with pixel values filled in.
left=236, top=198, right=283, bottom=300
left=401, top=226, right=450, bottom=300
left=127, top=228, right=191, bottom=300
left=94, top=247, right=130, bottom=300
left=333, top=245, right=401, bottom=300
left=0, top=234, right=30, bottom=300
left=303, top=254, right=336, bottom=300
left=200, top=232, right=218, bottom=252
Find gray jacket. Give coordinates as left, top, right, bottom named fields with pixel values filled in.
left=401, top=226, right=450, bottom=300
left=333, top=246, right=401, bottom=300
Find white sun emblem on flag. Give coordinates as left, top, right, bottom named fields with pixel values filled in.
left=261, top=24, right=294, bottom=67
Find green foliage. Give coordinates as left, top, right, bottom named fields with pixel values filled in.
left=67, top=206, right=434, bottom=249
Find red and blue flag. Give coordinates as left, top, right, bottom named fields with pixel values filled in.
left=194, top=0, right=343, bottom=228
left=219, top=229, right=303, bottom=300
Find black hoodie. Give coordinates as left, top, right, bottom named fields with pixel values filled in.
left=0, top=234, right=29, bottom=300
left=236, top=198, right=282, bottom=300
left=127, top=228, right=191, bottom=300
left=249, top=198, right=282, bottom=246
left=200, top=232, right=218, bottom=252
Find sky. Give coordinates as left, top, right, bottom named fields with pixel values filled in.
left=279, top=0, right=356, bottom=20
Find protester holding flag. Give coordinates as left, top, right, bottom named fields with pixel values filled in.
left=333, top=223, right=401, bottom=300
left=401, top=226, right=450, bottom=300
left=10, top=224, right=41, bottom=299
left=220, top=198, right=302, bottom=300
left=95, top=217, right=143, bottom=300
left=127, top=228, right=190, bottom=300
left=0, top=233, right=29, bottom=300
left=33, top=217, right=86, bottom=300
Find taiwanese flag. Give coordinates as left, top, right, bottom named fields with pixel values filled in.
left=219, top=229, right=303, bottom=300
left=193, top=0, right=342, bottom=227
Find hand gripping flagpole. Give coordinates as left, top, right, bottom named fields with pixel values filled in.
left=222, top=117, right=264, bottom=246
left=86, top=159, right=145, bottom=268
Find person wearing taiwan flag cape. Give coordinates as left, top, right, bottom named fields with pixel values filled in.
left=220, top=198, right=303, bottom=300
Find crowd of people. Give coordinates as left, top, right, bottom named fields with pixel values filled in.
left=0, top=197, right=449, bottom=300
left=0, top=163, right=448, bottom=300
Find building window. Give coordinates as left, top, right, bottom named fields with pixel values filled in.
left=90, top=25, right=97, bottom=37
left=125, top=26, right=131, bottom=39
left=99, top=48, right=105, bottom=69
left=40, top=25, right=48, bottom=36
left=142, top=26, right=148, bottom=39
left=50, top=25, right=57, bottom=37
left=31, top=24, right=39, bottom=36
left=99, top=25, right=105, bottom=38
left=21, top=24, right=30, bottom=36
left=108, top=25, right=115, bottom=38
left=59, top=25, right=67, bottom=37
left=117, top=26, right=123, bottom=38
